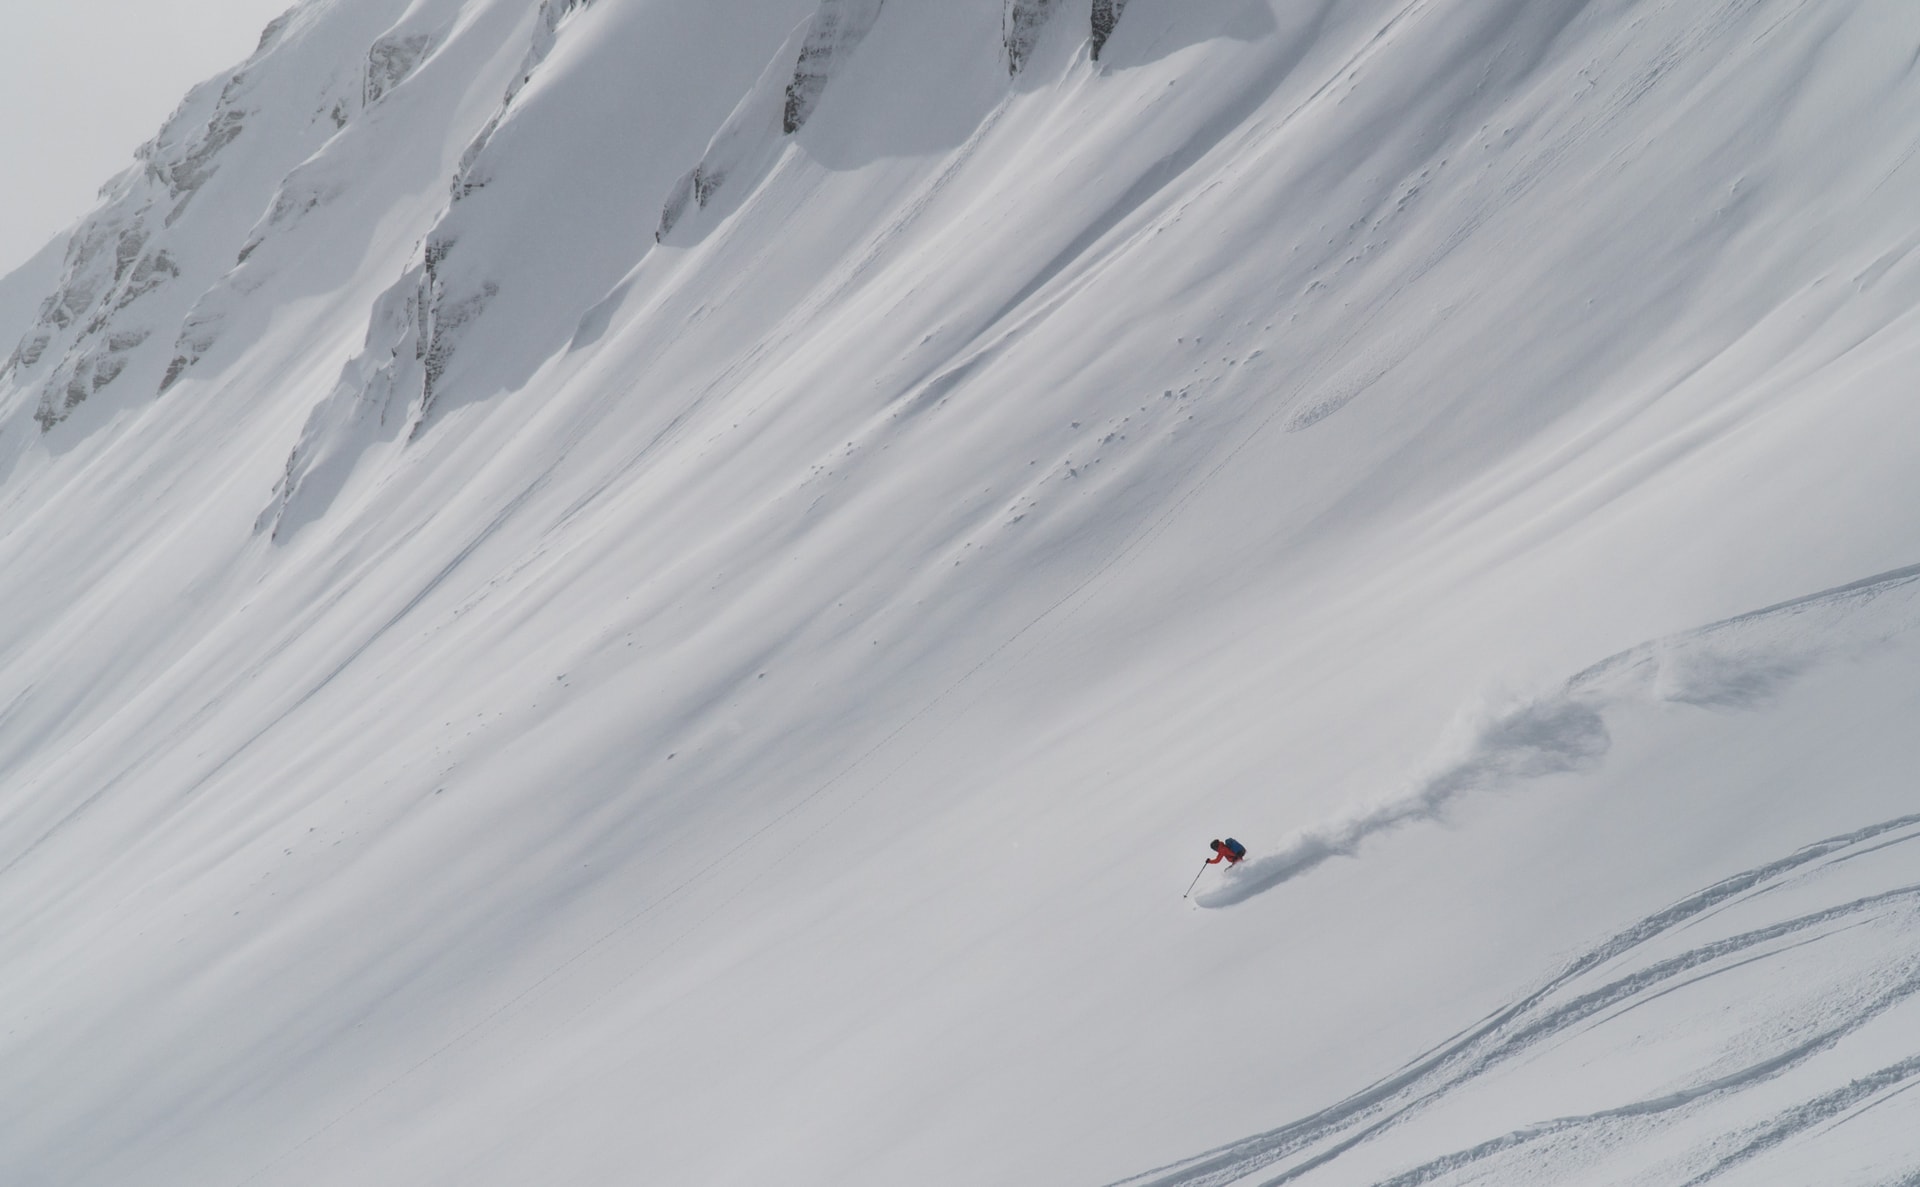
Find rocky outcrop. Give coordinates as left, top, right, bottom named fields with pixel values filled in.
left=3, top=70, right=243, bottom=427
left=418, top=0, right=594, bottom=414
left=1091, top=0, right=1128, bottom=60
left=513, top=0, right=593, bottom=104
left=258, top=258, right=427, bottom=539
left=365, top=32, right=438, bottom=106
left=452, top=0, right=596, bottom=200
left=160, top=6, right=458, bottom=395
left=263, top=0, right=601, bottom=538
left=1003, top=0, right=1062, bottom=76
left=783, top=0, right=886, bottom=134
left=415, top=235, right=499, bottom=427
left=658, top=0, right=887, bottom=243
left=2, top=3, right=380, bottom=429
left=657, top=15, right=806, bottom=243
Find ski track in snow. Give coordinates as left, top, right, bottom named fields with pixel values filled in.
left=7, top=0, right=1920, bottom=1183
left=1196, top=561, right=1920, bottom=909
left=1144, top=563, right=1920, bottom=1184
left=1126, top=811, right=1920, bottom=1186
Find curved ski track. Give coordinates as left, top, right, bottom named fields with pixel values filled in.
left=1111, top=812, right=1920, bottom=1187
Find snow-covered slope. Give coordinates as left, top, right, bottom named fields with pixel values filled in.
left=1163, top=566, right=1920, bottom=1184
left=3, top=1, right=1920, bottom=1184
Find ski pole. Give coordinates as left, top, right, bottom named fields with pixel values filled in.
left=1182, top=860, right=1210, bottom=899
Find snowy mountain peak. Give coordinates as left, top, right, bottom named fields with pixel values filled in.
left=0, top=0, right=408, bottom=431
left=4, top=65, right=245, bottom=428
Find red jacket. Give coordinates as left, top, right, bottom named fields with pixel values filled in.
left=1207, top=841, right=1242, bottom=865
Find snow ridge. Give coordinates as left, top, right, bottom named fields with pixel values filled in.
left=454, top=0, right=595, bottom=199
left=259, top=261, right=425, bottom=539
left=655, top=19, right=809, bottom=244
left=656, top=0, right=895, bottom=243
left=783, top=0, right=886, bottom=134
left=4, top=66, right=252, bottom=424
left=0, top=0, right=407, bottom=424
left=261, top=0, right=607, bottom=536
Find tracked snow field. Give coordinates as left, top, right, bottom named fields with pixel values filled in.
left=1170, top=564, right=1920, bottom=1184
left=3, top=0, right=1920, bottom=1184
left=1141, top=813, right=1920, bottom=1186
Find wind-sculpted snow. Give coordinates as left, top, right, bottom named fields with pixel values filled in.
left=272, top=0, right=802, bottom=524
left=453, top=0, right=597, bottom=199
left=9, top=0, right=1920, bottom=1184
left=1199, top=563, right=1920, bottom=909
left=658, top=0, right=892, bottom=242
left=401, top=0, right=599, bottom=425
left=260, top=263, right=426, bottom=539
left=164, top=0, right=506, bottom=395
left=656, top=25, right=806, bottom=243
left=260, top=224, right=486, bottom=517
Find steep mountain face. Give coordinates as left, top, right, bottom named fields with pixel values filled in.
left=5, top=1, right=1920, bottom=1185
left=0, top=1, right=397, bottom=437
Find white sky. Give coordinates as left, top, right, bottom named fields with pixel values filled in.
left=0, top=0, right=298, bottom=277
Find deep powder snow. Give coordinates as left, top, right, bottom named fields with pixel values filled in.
left=4, top=2, right=1920, bottom=1185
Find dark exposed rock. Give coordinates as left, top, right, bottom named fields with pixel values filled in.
left=419, top=281, right=498, bottom=426
left=255, top=12, right=293, bottom=55
left=402, top=236, right=498, bottom=431
left=365, top=32, right=437, bottom=106
left=121, top=251, right=180, bottom=306
left=1091, top=0, right=1128, bottom=60
left=1004, top=0, right=1062, bottom=76
left=113, top=227, right=149, bottom=282
left=11, top=334, right=50, bottom=371
left=161, top=108, right=247, bottom=216
left=91, top=352, right=130, bottom=391
left=784, top=0, right=886, bottom=135
left=658, top=163, right=729, bottom=240
left=160, top=354, right=192, bottom=394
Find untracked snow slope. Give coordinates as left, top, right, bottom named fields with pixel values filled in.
left=3, top=1, right=1920, bottom=1184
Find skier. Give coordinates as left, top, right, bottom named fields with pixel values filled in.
left=1207, top=838, right=1247, bottom=866
left=1184, top=837, right=1249, bottom=898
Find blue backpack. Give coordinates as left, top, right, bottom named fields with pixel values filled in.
left=1222, top=838, right=1247, bottom=859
